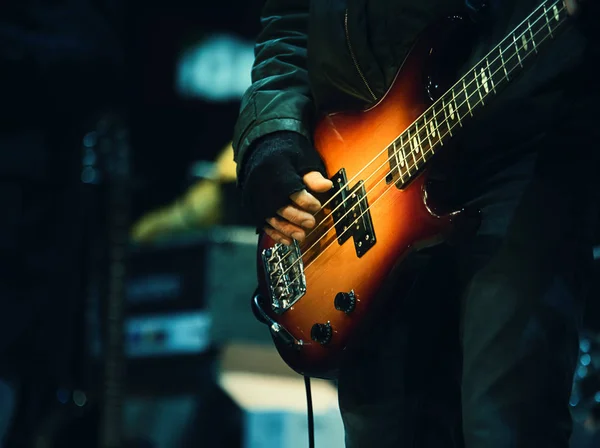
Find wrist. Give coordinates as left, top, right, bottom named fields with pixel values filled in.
left=241, top=131, right=312, bottom=185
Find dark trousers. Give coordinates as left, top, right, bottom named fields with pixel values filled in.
left=337, top=79, right=599, bottom=447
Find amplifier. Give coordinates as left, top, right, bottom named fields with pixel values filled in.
left=110, top=226, right=263, bottom=362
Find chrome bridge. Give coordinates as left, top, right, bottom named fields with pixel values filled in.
left=262, top=240, right=306, bottom=314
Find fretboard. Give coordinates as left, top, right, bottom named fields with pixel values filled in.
left=389, top=0, right=568, bottom=185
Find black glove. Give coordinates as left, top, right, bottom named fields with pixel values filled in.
left=240, top=131, right=327, bottom=227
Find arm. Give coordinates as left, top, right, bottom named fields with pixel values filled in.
left=231, top=0, right=332, bottom=241
left=232, top=0, right=313, bottom=182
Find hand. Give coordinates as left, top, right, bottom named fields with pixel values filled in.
left=263, top=171, right=333, bottom=245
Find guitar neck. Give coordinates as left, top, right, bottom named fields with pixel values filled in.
left=389, top=0, right=569, bottom=185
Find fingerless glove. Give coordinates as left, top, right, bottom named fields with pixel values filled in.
left=240, top=131, right=327, bottom=226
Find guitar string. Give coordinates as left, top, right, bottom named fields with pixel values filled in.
left=273, top=0, right=562, bottom=270
left=276, top=4, right=567, bottom=288
left=275, top=6, right=567, bottom=287
left=280, top=0, right=560, bottom=240
left=300, top=10, right=568, bottom=277
left=276, top=2, right=566, bottom=279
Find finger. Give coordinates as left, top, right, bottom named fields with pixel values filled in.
left=266, top=216, right=306, bottom=242
left=264, top=225, right=292, bottom=246
left=290, top=189, right=322, bottom=213
left=303, top=171, right=334, bottom=193
left=277, top=204, right=315, bottom=229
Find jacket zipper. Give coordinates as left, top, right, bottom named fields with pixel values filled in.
left=344, top=8, right=378, bottom=101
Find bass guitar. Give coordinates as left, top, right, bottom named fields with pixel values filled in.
left=252, top=0, right=571, bottom=379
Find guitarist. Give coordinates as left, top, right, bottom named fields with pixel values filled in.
left=233, top=0, right=598, bottom=447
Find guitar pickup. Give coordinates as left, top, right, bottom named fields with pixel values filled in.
left=330, top=168, right=376, bottom=258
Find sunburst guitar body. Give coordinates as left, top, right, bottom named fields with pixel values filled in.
left=250, top=2, right=570, bottom=379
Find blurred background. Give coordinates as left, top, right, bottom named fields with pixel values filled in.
left=0, top=1, right=598, bottom=447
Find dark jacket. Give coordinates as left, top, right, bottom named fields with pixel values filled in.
left=232, top=0, right=588, bottom=178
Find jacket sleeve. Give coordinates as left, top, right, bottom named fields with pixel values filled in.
left=231, top=0, right=314, bottom=181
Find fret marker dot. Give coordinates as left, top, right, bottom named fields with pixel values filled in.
left=480, top=68, right=490, bottom=94
left=412, top=136, right=420, bottom=153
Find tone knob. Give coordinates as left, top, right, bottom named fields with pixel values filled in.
left=310, top=322, right=332, bottom=345
left=334, top=291, right=356, bottom=314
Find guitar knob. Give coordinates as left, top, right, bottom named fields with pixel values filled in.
left=310, top=322, right=332, bottom=345
left=334, top=291, right=356, bottom=314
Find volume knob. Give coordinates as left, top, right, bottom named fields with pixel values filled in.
left=310, top=322, right=332, bottom=345
left=334, top=291, right=356, bottom=314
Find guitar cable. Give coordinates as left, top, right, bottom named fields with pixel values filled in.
left=304, top=376, right=315, bottom=448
